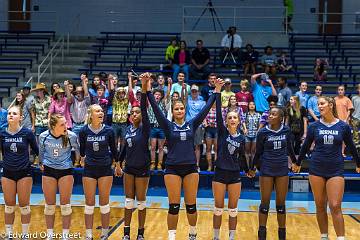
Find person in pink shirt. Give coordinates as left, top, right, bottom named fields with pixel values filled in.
left=48, top=86, right=72, bottom=129
left=172, top=40, right=191, bottom=82
left=235, top=79, right=254, bottom=113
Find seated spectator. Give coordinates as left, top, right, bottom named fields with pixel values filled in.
left=165, top=38, right=179, bottom=65
left=277, top=51, right=292, bottom=72
left=251, top=73, right=277, bottom=113
left=201, top=73, right=216, bottom=101
left=307, top=85, right=322, bottom=122
left=295, top=81, right=310, bottom=109
left=221, top=78, right=235, bottom=107
left=259, top=95, right=279, bottom=128
left=277, top=76, right=292, bottom=107
left=260, top=46, right=277, bottom=76
left=172, top=40, right=191, bottom=82
left=235, top=79, right=254, bottom=113
left=48, top=86, right=72, bottom=129
left=190, top=39, right=211, bottom=80
left=220, top=26, right=242, bottom=66
left=314, top=58, right=329, bottom=81
left=243, top=44, right=259, bottom=78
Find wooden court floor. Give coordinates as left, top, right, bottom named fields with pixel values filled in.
left=0, top=206, right=359, bottom=239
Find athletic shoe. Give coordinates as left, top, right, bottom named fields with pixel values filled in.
left=189, top=234, right=197, bottom=240
left=122, top=235, right=130, bottom=240
left=136, top=235, right=144, bottom=240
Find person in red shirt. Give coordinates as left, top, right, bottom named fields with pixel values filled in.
left=235, top=79, right=254, bottom=113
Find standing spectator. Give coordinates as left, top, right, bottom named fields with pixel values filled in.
left=106, top=73, right=119, bottom=125
left=220, top=78, right=235, bottom=108
left=50, top=82, right=60, bottom=96
left=277, top=77, right=292, bottom=107
left=235, top=79, right=254, bottom=113
left=307, top=85, right=322, bottom=122
left=244, top=101, right=261, bottom=167
left=222, top=96, right=246, bottom=130
left=259, top=96, right=279, bottom=129
left=89, top=74, right=109, bottom=98
left=314, top=58, right=329, bottom=81
left=172, top=40, right=191, bottom=82
left=351, top=84, right=360, bottom=145
left=170, top=72, right=191, bottom=96
left=243, top=44, right=259, bottom=78
left=190, top=39, right=211, bottom=80
left=277, top=51, right=292, bottom=73
left=204, top=103, right=217, bottom=171
left=125, top=72, right=141, bottom=96
left=220, top=26, right=242, bottom=65
left=335, top=85, right=353, bottom=123
left=251, top=73, right=277, bottom=113
left=22, top=83, right=34, bottom=106
left=0, top=100, right=7, bottom=128
left=201, top=73, right=217, bottom=101
left=165, top=38, right=179, bottom=66
left=9, top=91, right=32, bottom=130
left=30, top=83, right=51, bottom=139
left=49, top=86, right=72, bottom=130
left=154, top=74, right=168, bottom=95
left=260, top=46, right=277, bottom=76
left=91, top=85, right=111, bottom=124
left=295, top=81, right=310, bottom=109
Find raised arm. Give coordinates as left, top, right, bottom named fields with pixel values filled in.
left=141, top=80, right=150, bottom=136
left=297, top=124, right=315, bottom=166
left=215, top=92, right=226, bottom=133
left=64, top=80, right=74, bottom=104
left=250, top=73, right=262, bottom=85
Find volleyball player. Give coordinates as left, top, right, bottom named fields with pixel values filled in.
left=147, top=72, right=220, bottom=240
left=212, top=81, right=251, bottom=240
left=252, top=107, right=297, bottom=240
left=119, top=74, right=151, bottom=240
left=0, top=106, right=39, bottom=238
left=79, top=104, right=121, bottom=240
left=39, top=114, right=79, bottom=239
left=298, top=96, right=360, bottom=240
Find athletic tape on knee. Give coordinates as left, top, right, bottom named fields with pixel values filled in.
left=276, top=205, right=286, bottom=214
left=20, top=205, right=31, bottom=215
left=100, top=204, right=110, bottom=214
left=137, top=200, right=146, bottom=211
left=60, top=204, right=72, bottom=216
left=213, top=207, right=223, bottom=216
left=4, top=205, right=15, bottom=214
left=168, top=203, right=180, bottom=215
left=125, top=198, right=134, bottom=210
left=185, top=204, right=197, bottom=214
left=228, top=208, right=238, bottom=217
left=259, top=204, right=269, bottom=215
left=44, top=204, right=56, bottom=215
left=84, top=205, right=95, bottom=215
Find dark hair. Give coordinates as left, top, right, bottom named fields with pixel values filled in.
left=96, top=85, right=105, bottom=91
left=153, top=89, right=164, bottom=98
left=267, top=95, right=278, bottom=104
left=272, top=107, right=285, bottom=121
left=179, top=40, right=187, bottom=49
left=278, top=76, right=287, bottom=84
left=245, top=44, right=253, bottom=49
left=264, top=46, right=273, bottom=53
left=169, top=38, right=178, bottom=46
left=196, top=39, right=203, bottom=44
left=208, top=73, right=217, bottom=78
left=81, top=72, right=88, bottom=77
left=50, top=82, right=60, bottom=95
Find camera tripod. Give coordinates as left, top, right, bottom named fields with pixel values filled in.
left=191, top=0, right=224, bottom=31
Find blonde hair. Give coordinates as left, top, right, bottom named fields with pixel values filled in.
left=240, top=79, right=249, bottom=90
left=86, top=104, right=102, bottom=125
left=289, top=96, right=301, bottom=119
left=318, top=96, right=338, bottom=118
left=7, top=106, right=23, bottom=125
left=49, top=113, right=69, bottom=148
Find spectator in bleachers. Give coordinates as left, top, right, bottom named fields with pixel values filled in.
left=201, top=73, right=216, bottom=101
left=50, top=82, right=60, bottom=96
left=165, top=38, right=179, bottom=65
left=9, top=91, right=33, bottom=131
left=90, top=84, right=110, bottom=123
left=22, top=83, right=34, bottom=106
left=30, top=83, right=51, bottom=139
left=277, top=77, right=292, bottom=107
left=277, top=51, right=292, bottom=73
left=125, top=72, right=141, bottom=96
left=106, top=73, right=119, bottom=125
left=307, top=85, right=322, bottom=122
left=243, top=101, right=261, bottom=167
left=260, top=46, right=277, bottom=76
left=351, top=84, right=360, bottom=145
left=89, top=74, right=109, bottom=98
left=186, top=84, right=206, bottom=166
left=313, top=58, right=329, bottom=81
left=222, top=95, right=246, bottom=130
left=259, top=95, right=279, bottom=129
left=190, top=39, right=211, bottom=80
left=335, top=85, right=353, bottom=124
left=154, top=74, right=168, bottom=95
left=221, top=78, right=235, bottom=108
left=66, top=81, right=75, bottom=93
left=243, top=44, right=259, bottom=78
left=285, top=96, right=308, bottom=155
left=48, top=86, right=72, bottom=129
left=170, top=72, right=190, bottom=96
left=204, top=103, right=217, bottom=171
left=172, top=40, right=191, bottom=82
left=295, top=81, right=310, bottom=108
left=0, top=100, right=7, bottom=128
left=235, top=79, right=254, bottom=113
left=251, top=73, right=277, bottom=113
left=220, top=26, right=242, bottom=65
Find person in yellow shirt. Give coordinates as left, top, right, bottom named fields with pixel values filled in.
left=165, top=38, right=179, bottom=65
left=221, top=78, right=235, bottom=107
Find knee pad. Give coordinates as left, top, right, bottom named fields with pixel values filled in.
left=125, top=198, right=135, bottom=210
left=228, top=208, right=238, bottom=218
left=100, top=204, right=110, bottom=214
left=60, top=204, right=72, bottom=216
left=20, top=205, right=31, bottom=215
left=168, top=203, right=180, bottom=215
left=276, top=205, right=286, bottom=214
left=137, top=200, right=146, bottom=211
left=4, top=205, right=15, bottom=214
left=185, top=204, right=197, bottom=214
left=84, top=205, right=95, bottom=215
left=44, top=204, right=56, bottom=215
left=259, top=204, right=269, bottom=215
left=213, top=207, right=223, bottom=216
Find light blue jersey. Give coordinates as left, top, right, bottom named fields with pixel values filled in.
left=39, top=130, right=79, bottom=169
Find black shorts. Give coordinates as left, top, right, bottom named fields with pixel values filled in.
left=124, top=165, right=150, bottom=177
left=83, top=164, right=113, bottom=179
left=165, top=164, right=198, bottom=178
left=43, top=165, right=74, bottom=180
left=213, top=168, right=241, bottom=184
left=2, top=167, right=32, bottom=182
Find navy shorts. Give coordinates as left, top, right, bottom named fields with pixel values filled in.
left=205, top=127, right=218, bottom=139
left=43, top=165, right=73, bottom=180
left=165, top=164, right=198, bottom=178
left=150, top=127, right=165, bottom=139
left=245, top=136, right=256, bottom=143
left=213, top=168, right=241, bottom=184
left=83, top=164, right=113, bottom=179
left=2, top=167, right=32, bottom=182
left=124, top=165, right=150, bottom=177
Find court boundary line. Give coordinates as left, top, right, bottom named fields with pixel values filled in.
left=108, top=209, right=136, bottom=238
left=349, top=214, right=360, bottom=224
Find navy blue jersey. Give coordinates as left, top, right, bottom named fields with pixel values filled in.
left=253, top=125, right=296, bottom=176
left=0, top=127, right=39, bottom=170
left=79, top=124, right=117, bottom=166
left=118, top=93, right=150, bottom=168
left=147, top=91, right=216, bottom=165
left=298, top=119, right=360, bottom=177
left=215, top=93, right=247, bottom=172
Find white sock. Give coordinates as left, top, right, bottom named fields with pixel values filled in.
left=47, top=229, right=54, bottom=239
left=5, top=224, right=13, bottom=235
left=189, top=226, right=196, bottom=235
left=101, top=228, right=109, bottom=237
left=86, top=229, right=93, bottom=238
left=213, top=228, right=220, bottom=238
left=229, top=230, right=236, bottom=240
left=168, top=230, right=176, bottom=240
left=321, top=233, right=328, bottom=240
left=62, top=229, right=69, bottom=239
left=337, top=237, right=345, bottom=240
left=22, top=223, right=29, bottom=234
